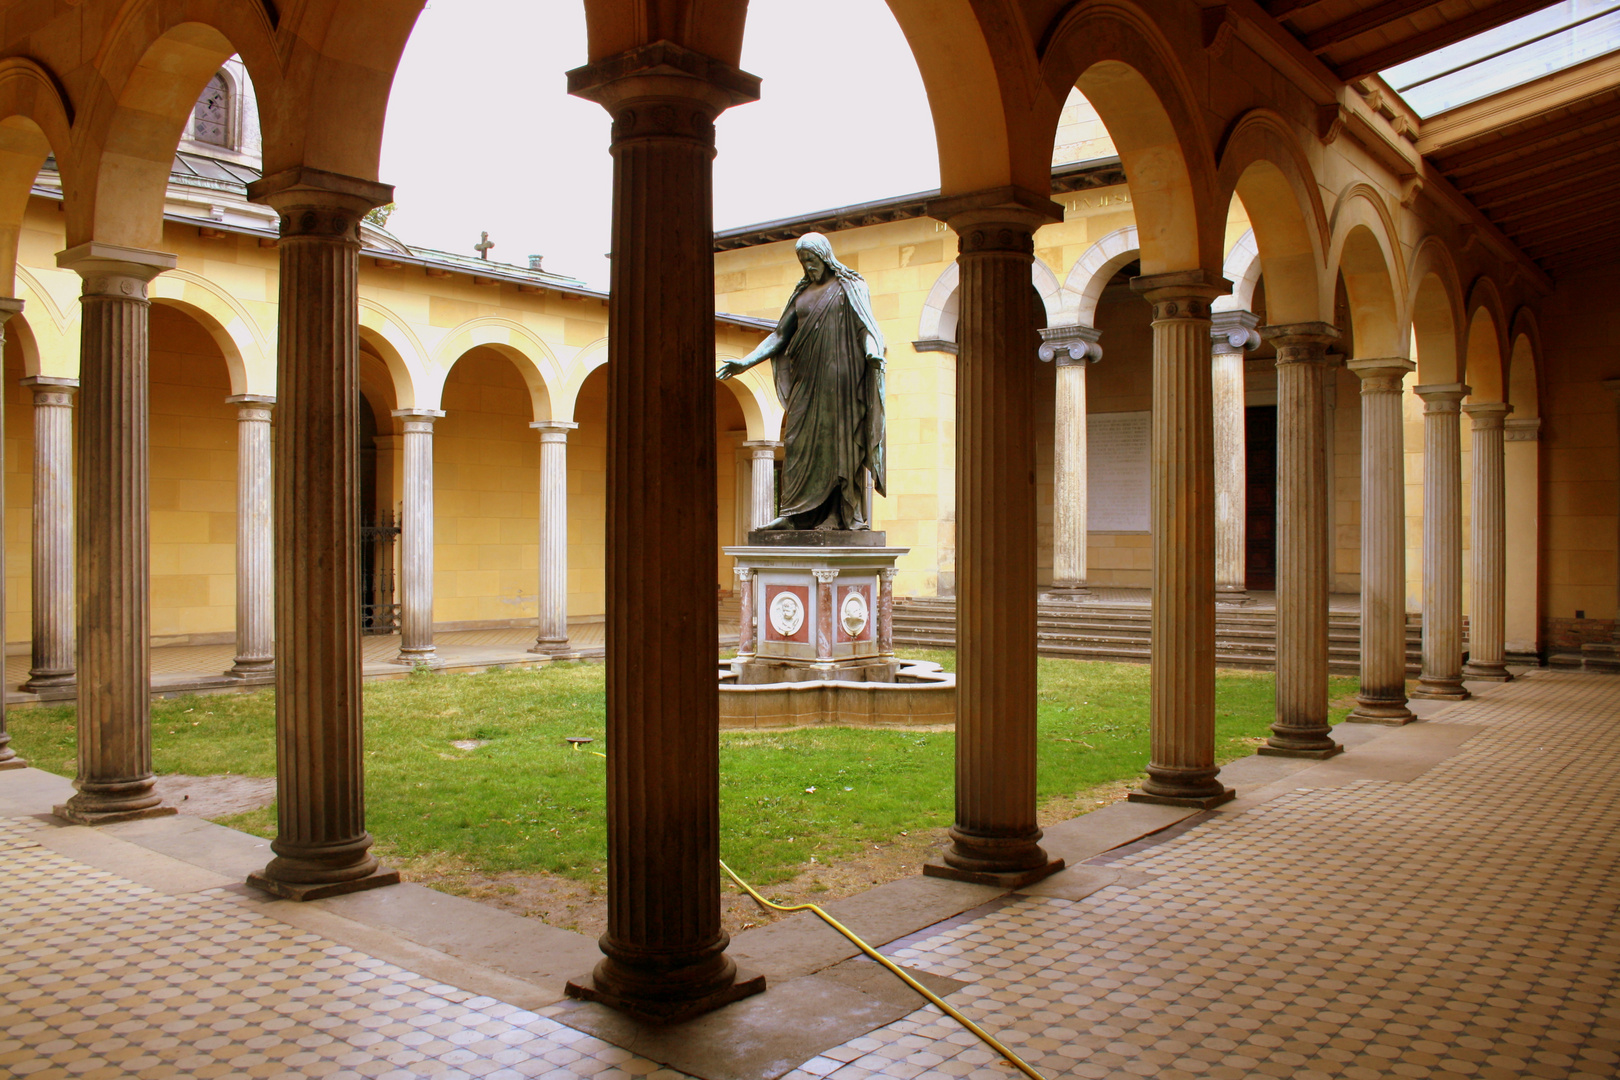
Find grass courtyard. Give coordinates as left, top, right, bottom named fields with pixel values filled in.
left=8, top=652, right=1359, bottom=893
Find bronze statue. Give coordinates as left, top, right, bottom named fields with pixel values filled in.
left=717, top=233, right=886, bottom=530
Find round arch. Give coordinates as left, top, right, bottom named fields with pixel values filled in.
left=1407, top=237, right=1466, bottom=385
left=0, top=59, right=73, bottom=292
left=714, top=359, right=783, bottom=442
left=1463, top=277, right=1509, bottom=402
left=150, top=270, right=272, bottom=395
left=1507, top=308, right=1541, bottom=417
left=1040, top=2, right=1222, bottom=274
left=1216, top=110, right=1329, bottom=324
left=11, top=264, right=78, bottom=377
left=1327, top=185, right=1405, bottom=358
left=917, top=259, right=1067, bottom=341
left=1063, top=225, right=1139, bottom=326
left=149, top=297, right=252, bottom=398
left=1212, top=229, right=1259, bottom=313
left=357, top=300, right=427, bottom=410
left=554, top=337, right=609, bottom=423
left=429, top=317, right=561, bottom=422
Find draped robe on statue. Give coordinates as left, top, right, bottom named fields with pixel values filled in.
left=772, top=275, right=887, bottom=528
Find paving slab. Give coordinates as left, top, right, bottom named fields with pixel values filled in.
left=32, top=823, right=239, bottom=894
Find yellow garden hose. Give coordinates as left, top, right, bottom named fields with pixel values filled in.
left=719, top=860, right=1047, bottom=1080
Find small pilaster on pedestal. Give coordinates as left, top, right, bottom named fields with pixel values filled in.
left=1211, top=310, right=1260, bottom=606
left=743, top=440, right=780, bottom=531
left=1040, top=324, right=1101, bottom=602
left=530, top=420, right=578, bottom=657
left=21, top=374, right=77, bottom=693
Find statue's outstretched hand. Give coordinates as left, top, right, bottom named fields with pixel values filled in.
left=716, top=359, right=744, bottom=380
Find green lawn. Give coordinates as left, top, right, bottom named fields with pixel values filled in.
left=8, top=655, right=1357, bottom=886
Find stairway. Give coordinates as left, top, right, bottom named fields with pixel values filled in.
left=892, top=596, right=1425, bottom=675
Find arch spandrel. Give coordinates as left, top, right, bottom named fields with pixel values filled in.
left=553, top=336, right=609, bottom=423
left=1217, top=110, right=1329, bottom=325
left=12, top=264, right=80, bottom=378
left=357, top=300, right=427, bottom=412
left=1327, top=186, right=1405, bottom=360
left=1039, top=2, right=1222, bottom=274
left=1063, top=224, right=1138, bottom=326
left=150, top=269, right=272, bottom=395
left=429, top=316, right=562, bottom=422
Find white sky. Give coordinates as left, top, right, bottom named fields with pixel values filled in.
left=379, top=0, right=941, bottom=291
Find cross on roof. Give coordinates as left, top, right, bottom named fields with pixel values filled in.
left=474, top=231, right=494, bottom=260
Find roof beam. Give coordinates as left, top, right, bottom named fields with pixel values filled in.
left=1459, top=138, right=1620, bottom=193
left=1491, top=187, right=1620, bottom=231
left=1432, top=97, right=1620, bottom=172
left=1303, top=0, right=1444, bottom=53
left=1512, top=213, right=1620, bottom=247
left=1482, top=171, right=1620, bottom=218
left=1523, top=227, right=1620, bottom=259
left=1333, top=0, right=1565, bottom=82
left=1265, top=0, right=1332, bottom=19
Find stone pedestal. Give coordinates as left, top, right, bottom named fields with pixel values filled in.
left=54, top=244, right=177, bottom=824
left=0, top=301, right=24, bottom=770
left=228, top=395, right=275, bottom=677
left=1260, top=323, right=1343, bottom=759
left=21, top=375, right=76, bottom=692
left=531, top=420, right=578, bottom=655
left=1211, top=311, right=1260, bottom=605
left=1412, top=383, right=1471, bottom=701
left=244, top=168, right=400, bottom=899
left=1128, top=272, right=1234, bottom=809
left=1346, top=359, right=1416, bottom=723
left=922, top=195, right=1064, bottom=888
left=1462, top=402, right=1512, bottom=681
left=564, top=43, right=765, bottom=1024
left=1040, top=324, right=1101, bottom=600
left=393, top=409, right=444, bottom=666
left=725, top=536, right=906, bottom=684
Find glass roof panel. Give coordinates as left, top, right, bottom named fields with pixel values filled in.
left=1384, top=0, right=1620, bottom=117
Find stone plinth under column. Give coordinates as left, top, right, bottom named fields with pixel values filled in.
left=725, top=534, right=907, bottom=685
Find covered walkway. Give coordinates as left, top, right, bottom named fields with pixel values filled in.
left=2, top=669, right=1615, bottom=1080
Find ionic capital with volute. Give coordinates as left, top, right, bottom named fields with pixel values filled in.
left=1210, top=309, right=1261, bottom=355
left=1038, top=323, right=1103, bottom=365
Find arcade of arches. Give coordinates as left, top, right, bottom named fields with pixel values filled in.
left=0, top=0, right=1615, bottom=1028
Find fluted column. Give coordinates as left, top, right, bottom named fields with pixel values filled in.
left=531, top=420, right=577, bottom=654
left=226, top=395, right=275, bottom=677
left=244, top=168, right=400, bottom=898
left=1261, top=323, right=1342, bottom=758
left=0, top=300, right=25, bottom=771
left=392, top=409, right=443, bottom=666
left=53, top=245, right=177, bottom=823
left=565, top=43, right=764, bottom=1022
left=1211, top=311, right=1260, bottom=603
left=1040, top=324, right=1102, bottom=599
left=1128, top=272, right=1234, bottom=808
left=1346, top=359, right=1416, bottom=723
left=1412, top=383, right=1471, bottom=700
left=925, top=194, right=1063, bottom=885
left=1462, top=402, right=1512, bottom=681
left=743, top=440, right=779, bottom=530
left=20, top=375, right=76, bottom=692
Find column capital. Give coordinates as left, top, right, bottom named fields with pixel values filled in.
left=247, top=167, right=393, bottom=219
left=0, top=296, right=23, bottom=323
left=56, top=243, right=176, bottom=297
left=1210, top=309, right=1261, bottom=353
left=1039, top=323, right=1103, bottom=364
left=227, top=394, right=276, bottom=407
left=812, top=568, right=840, bottom=583
left=1504, top=417, right=1542, bottom=442
left=742, top=439, right=781, bottom=458
left=1262, top=322, right=1340, bottom=365
left=1130, top=269, right=1229, bottom=319
left=393, top=408, right=445, bottom=421
left=927, top=186, right=1063, bottom=239
left=531, top=419, right=579, bottom=439
left=1414, top=382, right=1471, bottom=410
left=1348, top=357, right=1416, bottom=383
left=567, top=41, right=759, bottom=122
left=1462, top=401, right=1513, bottom=426
left=20, top=375, right=78, bottom=392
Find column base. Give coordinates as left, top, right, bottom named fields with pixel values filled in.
left=923, top=856, right=1064, bottom=889
left=392, top=649, right=441, bottom=668
left=247, top=863, right=401, bottom=901
left=227, top=658, right=275, bottom=679
left=23, top=670, right=75, bottom=692
left=529, top=640, right=579, bottom=658
left=1215, top=588, right=1252, bottom=606
left=1128, top=787, right=1235, bottom=809
left=1039, top=584, right=1091, bottom=602
left=1258, top=740, right=1344, bottom=759
left=54, top=801, right=176, bottom=826
left=1461, top=661, right=1513, bottom=682
left=1345, top=696, right=1416, bottom=724
left=1411, top=678, right=1470, bottom=701
left=0, top=755, right=28, bottom=771
left=566, top=963, right=766, bottom=1026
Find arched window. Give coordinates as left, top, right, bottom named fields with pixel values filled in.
left=192, top=74, right=230, bottom=147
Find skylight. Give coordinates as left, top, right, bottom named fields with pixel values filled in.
left=1384, top=0, right=1620, bottom=117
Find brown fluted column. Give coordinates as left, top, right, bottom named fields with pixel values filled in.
left=393, top=409, right=444, bottom=666
left=1040, top=325, right=1102, bottom=599
left=1347, top=359, right=1416, bottom=723
left=565, top=42, right=764, bottom=1022
left=1211, top=311, right=1260, bottom=604
left=227, top=395, right=275, bottom=677
left=1260, top=323, right=1342, bottom=758
left=1462, top=402, right=1512, bottom=681
left=531, top=420, right=578, bottom=655
left=0, top=300, right=24, bottom=770
left=924, top=193, right=1063, bottom=885
left=244, top=169, right=399, bottom=899
left=1412, top=383, right=1471, bottom=700
left=53, top=245, right=177, bottom=823
left=1128, top=272, right=1234, bottom=808
left=21, top=375, right=76, bottom=691
left=743, top=441, right=779, bottom=530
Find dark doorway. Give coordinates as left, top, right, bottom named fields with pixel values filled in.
left=358, top=389, right=400, bottom=634
left=1245, top=404, right=1277, bottom=592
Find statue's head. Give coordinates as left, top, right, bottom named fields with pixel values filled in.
left=795, top=232, right=836, bottom=283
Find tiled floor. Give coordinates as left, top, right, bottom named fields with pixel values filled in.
left=3, top=669, right=1618, bottom=1080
